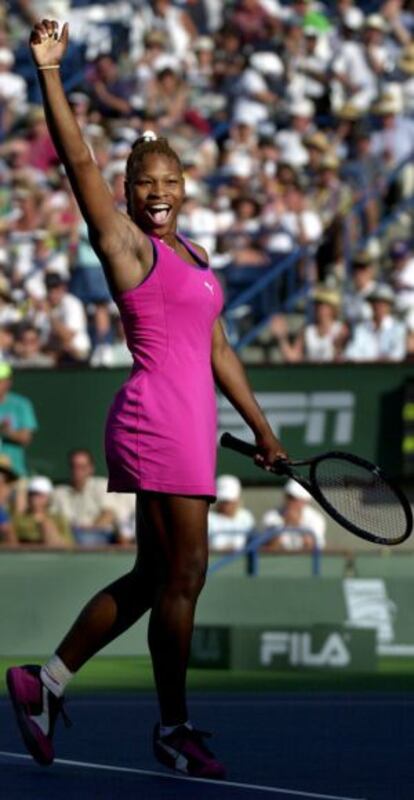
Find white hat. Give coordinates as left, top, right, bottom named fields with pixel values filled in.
left=0, top=48, right=14, bottom=67
left=194, top=36, right=214, bottom=52
left=288, top=98, right=315, bottom=118
left=249, top=51, right=284, bottom=77
left=28, top=476, right=53, bottom=495
left=342, top=7, right=364, bottom=30
left=284, top=478, right=311, bottom=501
left=365, top=13, right=388, bottom=32
left=216, top=475, right=242, bottom=502
left=367, top=283, right=395, bottom=304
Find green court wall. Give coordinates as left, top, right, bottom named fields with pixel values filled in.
left=1, top=552, right=413, bottom=658
left=12, top=363, right=414, bottom=482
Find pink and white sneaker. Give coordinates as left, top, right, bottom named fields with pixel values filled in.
left=153, top=723, right=226, bottom=779
left=6, top=664, right=71, bottom=766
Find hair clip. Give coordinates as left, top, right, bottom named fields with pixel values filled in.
left=141, top=130, right=157, bottom=142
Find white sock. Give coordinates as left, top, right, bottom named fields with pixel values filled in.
left=40, top=654, right=74, bottom=698
left=160, top=720, right=192, bottom=737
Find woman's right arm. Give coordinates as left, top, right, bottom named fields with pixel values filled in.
left=30, top=20, right=152, bottom=293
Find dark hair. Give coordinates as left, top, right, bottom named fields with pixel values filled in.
left=69, top=448, right=95, bottom=466
left=125, top=136, right=182, bottom=186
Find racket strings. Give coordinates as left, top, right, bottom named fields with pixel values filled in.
left=314, top=458, right=408, bottom=542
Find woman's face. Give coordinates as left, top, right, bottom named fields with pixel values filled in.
left=127, top=153, right=185, bottom=235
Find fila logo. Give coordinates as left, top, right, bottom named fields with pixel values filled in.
left=260, top=631, right=351, bottom=667
left=204, top=281, right=214, bottom=295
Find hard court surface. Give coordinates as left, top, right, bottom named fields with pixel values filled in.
left=0, top=691, right=412, bottom=800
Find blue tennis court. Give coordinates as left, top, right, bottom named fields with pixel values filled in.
left=0, top=691, right=412, bottom=800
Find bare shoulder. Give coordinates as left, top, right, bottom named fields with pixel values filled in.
left=188, top=239, right=209, bottom=264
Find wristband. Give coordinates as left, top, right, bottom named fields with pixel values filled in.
left=37, top=65, right=60, bottom=71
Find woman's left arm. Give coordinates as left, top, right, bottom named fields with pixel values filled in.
left=211, top=319, right=288, bottom=467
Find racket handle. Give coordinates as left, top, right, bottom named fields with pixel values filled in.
left=220, top=432, right=293, bottom=477
left=220, top=432, right=259, bottom=457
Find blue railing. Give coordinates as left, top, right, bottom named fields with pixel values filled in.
left=224, top=247, right=311, bottom=349
left=208, top=527, right=321, bottom=577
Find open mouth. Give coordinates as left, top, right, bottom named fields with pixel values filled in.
left=145, top=204, right=172, bottom=226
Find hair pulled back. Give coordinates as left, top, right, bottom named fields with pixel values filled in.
left=125, top=133, right=182, bottom=184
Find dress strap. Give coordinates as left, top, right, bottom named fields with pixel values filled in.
left=176, top=233, right=209, bottom=268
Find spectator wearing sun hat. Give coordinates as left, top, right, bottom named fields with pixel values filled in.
left=261, top=478, right=326, bottom=551
left=0, top=362, right=38, bottom=477
left=344, top=283, right=407, bottom=361
left=271, top=285, right=347, bottom=363
left=13, top=475, right=73, bottom=548
left=208, top=474, right=255, bottom=552
left=370, top=91, right=414, bottom=201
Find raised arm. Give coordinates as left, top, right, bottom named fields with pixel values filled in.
left=211, top=319, right=288, bottom=468
left=30, top=20, right=152, bottom=293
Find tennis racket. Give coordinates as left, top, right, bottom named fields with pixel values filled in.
left=220, top=432, right=413, bottom=546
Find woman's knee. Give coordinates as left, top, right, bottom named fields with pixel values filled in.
left=166, top=552, right=207, bottom=600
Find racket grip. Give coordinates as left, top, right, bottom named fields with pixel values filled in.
left=220, top=432, right=259, bottom=457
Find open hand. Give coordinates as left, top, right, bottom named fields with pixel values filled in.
left=29, top=19, right=68, bottom=67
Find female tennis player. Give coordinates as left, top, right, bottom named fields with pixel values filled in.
left=7, top=20, right=287, bottom=780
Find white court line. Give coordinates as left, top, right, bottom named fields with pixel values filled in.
left=0, top=751, right=366, bottom=800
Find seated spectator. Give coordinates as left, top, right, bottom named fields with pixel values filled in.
left=0, top=47, right=28, bottom=133
left=0, top=453, right=18, bottom=545
left=310, top=153, right=355, bottom=278
left=208, top=474, right=255, bottom=552
left=43, top=272, right=91, bottom=364
left=344, top=283, right=407, bottom=361
left=90, top=313, right=132, bottom=367
left=145, top=65, right=188, bottom=130
left=261, top=479, right=326, bottom=552
left=342, top=248, right=379, bottom=326
left=13, top=475, right=73, bottom=548
left=52, top=448, right=117, bottom=546
left=271, top=286, right=348, bottom=362
left=87, top=54, right=137, bottom=119
left=370, top=91, right=414, bottom=204
left=0, top=361, right=38, bottom=477
left=11, top=323, right=55, bottom=368
left=388, top=240, right=414, bottom=318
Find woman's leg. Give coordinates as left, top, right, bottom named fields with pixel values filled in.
left=56, top=498, right=158, bottom=671
left=142, top=493, right=209, bottom=726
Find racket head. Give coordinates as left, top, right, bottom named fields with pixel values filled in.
left=306, top=451, right=413, bottom=546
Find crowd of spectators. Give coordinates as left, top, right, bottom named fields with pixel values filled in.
left=0, top=0, right=413, bottom=366
left=0, top=452, right=326, bottom=552
left=1, top=1, right=414, bottom=549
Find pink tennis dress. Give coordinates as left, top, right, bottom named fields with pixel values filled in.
left=105, top=234, right=224, bottom=497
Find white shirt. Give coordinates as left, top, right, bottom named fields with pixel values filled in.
left=262, top=505, right=326, bottom=550
left=52, top=477, right=114, bottom=527
left=208, top=508, right=255, bottom=551
left=304, top=320, right=343, bottom=362
left=391, top=258, right=414, bottom=315
left=345, top=315, right=407, bottom=361
left=342, top=283, right=376, bottom=325
left=0, top=72, right=27, bottom=111
left=49, top=293, right=91, bottom=357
